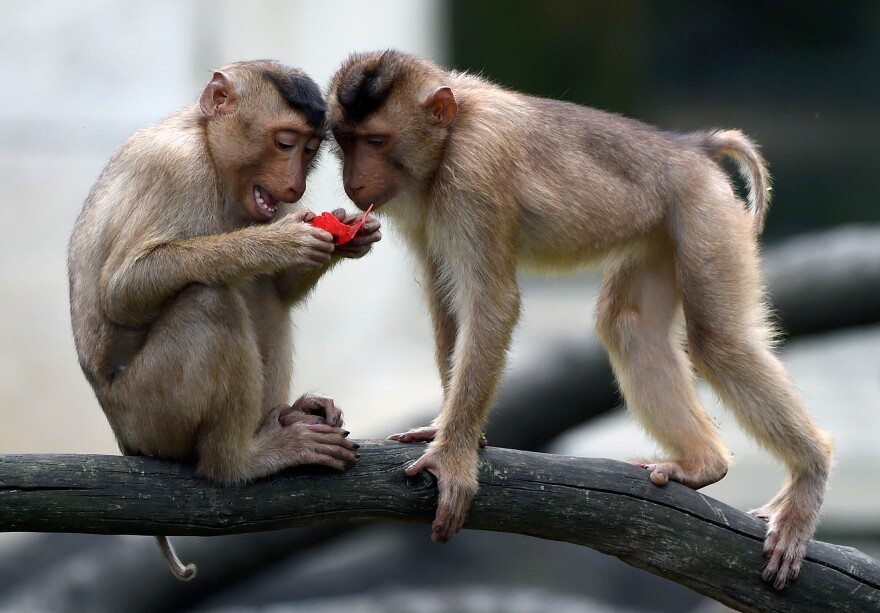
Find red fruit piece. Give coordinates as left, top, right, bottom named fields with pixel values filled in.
left=308, top=204, right=374, bottom=245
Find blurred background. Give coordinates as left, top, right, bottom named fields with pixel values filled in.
left=1, top=1, right=878, bottom=611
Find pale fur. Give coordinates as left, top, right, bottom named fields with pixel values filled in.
left=327, top=50, right=832, bottom=589
left=69, top=61, right=363, bottom=580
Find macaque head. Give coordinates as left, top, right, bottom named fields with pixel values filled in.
left=199, top=60, right=326, bottom=222
left=327, top=51, right=458, bottom=211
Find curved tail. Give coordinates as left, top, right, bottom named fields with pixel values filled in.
left=697, top=129, right=771, bottom=234
left=156, top=535, right=197, bottom=581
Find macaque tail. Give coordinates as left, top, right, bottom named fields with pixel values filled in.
left=155, top=535, right=197, bottom=581
left=697, top=129, right=771, bottom=234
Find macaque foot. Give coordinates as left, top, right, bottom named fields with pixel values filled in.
left=291, top=422, right=360, bottom=471
left=388, top=426, right=437, bottom=444
left=749, top=501, right=811, bottom=590
left=405, top=447, right=479, bottom=543
left=389, top=426, right=487, bottom=448
left=631, top=458, right=727, bottom=489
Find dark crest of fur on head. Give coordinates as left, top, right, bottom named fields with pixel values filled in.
left=335, top=51, right=406, bottom=123
left=260, top=65, right=327, bottom=128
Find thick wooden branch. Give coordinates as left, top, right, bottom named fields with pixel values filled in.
left=1, top=444, right=877, bottom=612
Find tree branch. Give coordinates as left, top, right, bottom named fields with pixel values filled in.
left=1, top=444, right=877, bottom=612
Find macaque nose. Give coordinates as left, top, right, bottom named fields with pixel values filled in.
left=286, top=174, right=306, bottom=202
left=347, top=174, right=366, bottom=191
left=345, top=178, right=365, bottom=203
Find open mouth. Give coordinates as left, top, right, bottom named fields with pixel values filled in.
left=253, top=185, right=279, bottom=220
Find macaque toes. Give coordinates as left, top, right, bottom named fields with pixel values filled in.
left=68, top=60, right=380, bottom=579
left=326, top=50, right=832, bottom=590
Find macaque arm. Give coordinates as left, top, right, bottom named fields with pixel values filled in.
left=408, top=223, right=519, bottom=542
left=434, top=258, right=520, bottom=449
left=101, top=223, right=320, bottom=326
left=275, top=258, right=339, bottom=305
left=422, top=255, right=458, bottom=393
left=387, top=256, right=461, bottom=446
left=275, top=208, right=380, bottom=303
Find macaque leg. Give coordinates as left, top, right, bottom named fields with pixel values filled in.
left=258, top=276, right=346, bottom=431
left=675, top=213, right=832, bottom=589
left=104, top=285, right=353, bottom=579
left=105, top=285, right=358, bottom=485
left=596, top=242, right=730, bottom=489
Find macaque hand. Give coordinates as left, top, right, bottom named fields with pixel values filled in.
left=275, top=209, right=335, bottom=268
left=285, top=393, right=344, bottom=427
left=330, top=208, right=382, bottom=259
left=405, top=445, right=479, bottom=543
left=259, top=394, right=345, bottom=436
left=389, top=426, right=487, bottom=448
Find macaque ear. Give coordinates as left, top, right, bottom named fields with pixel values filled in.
left=199, top=72, right=239, bottom=118
left=422, top=86, right=457, bottom=128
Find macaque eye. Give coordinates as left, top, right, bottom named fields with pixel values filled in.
left=275, top=130, right=298, bottom=151
left=304, top=138, right=322, bottom=156
left=366, top=136, right=388, bottom=149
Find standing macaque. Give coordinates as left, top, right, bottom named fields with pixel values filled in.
left=326, top=50, right=832, bottom=590
left=68, top=60, right=380, bottom=580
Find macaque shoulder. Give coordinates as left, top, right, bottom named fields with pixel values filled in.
left=95, top=115, right=217, bottom=237
left=115, top=109, right=213, bottom=191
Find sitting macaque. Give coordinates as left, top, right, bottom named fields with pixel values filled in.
left=325, top=50, right=832, bottom=590
left=68, top=60, right=380, bottom=579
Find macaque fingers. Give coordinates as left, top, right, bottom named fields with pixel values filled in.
left=258, top=405, right=287, bottom=434
left=404, top=450, right=435, bottom=477
left=279, top=410, right=325, bottom=427
left=752, top=502, right=812, bottom=590
left=290, top=394, right=343, bottom=427
left=289, top=208, right=317, bottom=223
left=389, top=427, right=486, bottom=448
left=308, top=204, right=374, bottom=245
left=762, top=539, right=804, bottom=590
left=340, top=230, right=381, bottom=247
left=404, top=447, right=477, bottom=543
left=390, top=426, right=438, bottom=444
left=432, top=473, right=476, bottom=543
left=292, top=424, right=360, bottom=466
left=312, top=442, right=359, bottom=465
left=630, top=460, right=725, bottom=489
left=306, top=429, right=358, bottom=451
left=334, top=242, right=375, bottom=259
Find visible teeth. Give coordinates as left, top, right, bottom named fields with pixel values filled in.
left=253, top=186, right=278, bottom=215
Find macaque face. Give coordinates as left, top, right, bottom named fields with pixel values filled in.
left=332, top=113, right=404, bottom=211
left=238, top=122, right=323, bottom=222
left=199, top=69, right=326, bottom=223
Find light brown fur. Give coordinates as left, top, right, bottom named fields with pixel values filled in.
left=326, top=50, right=832, bottom=590
left=69, top=60, right=378, bottom=580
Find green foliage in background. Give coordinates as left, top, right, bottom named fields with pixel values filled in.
left=451, top=1, right=880, bottom=240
